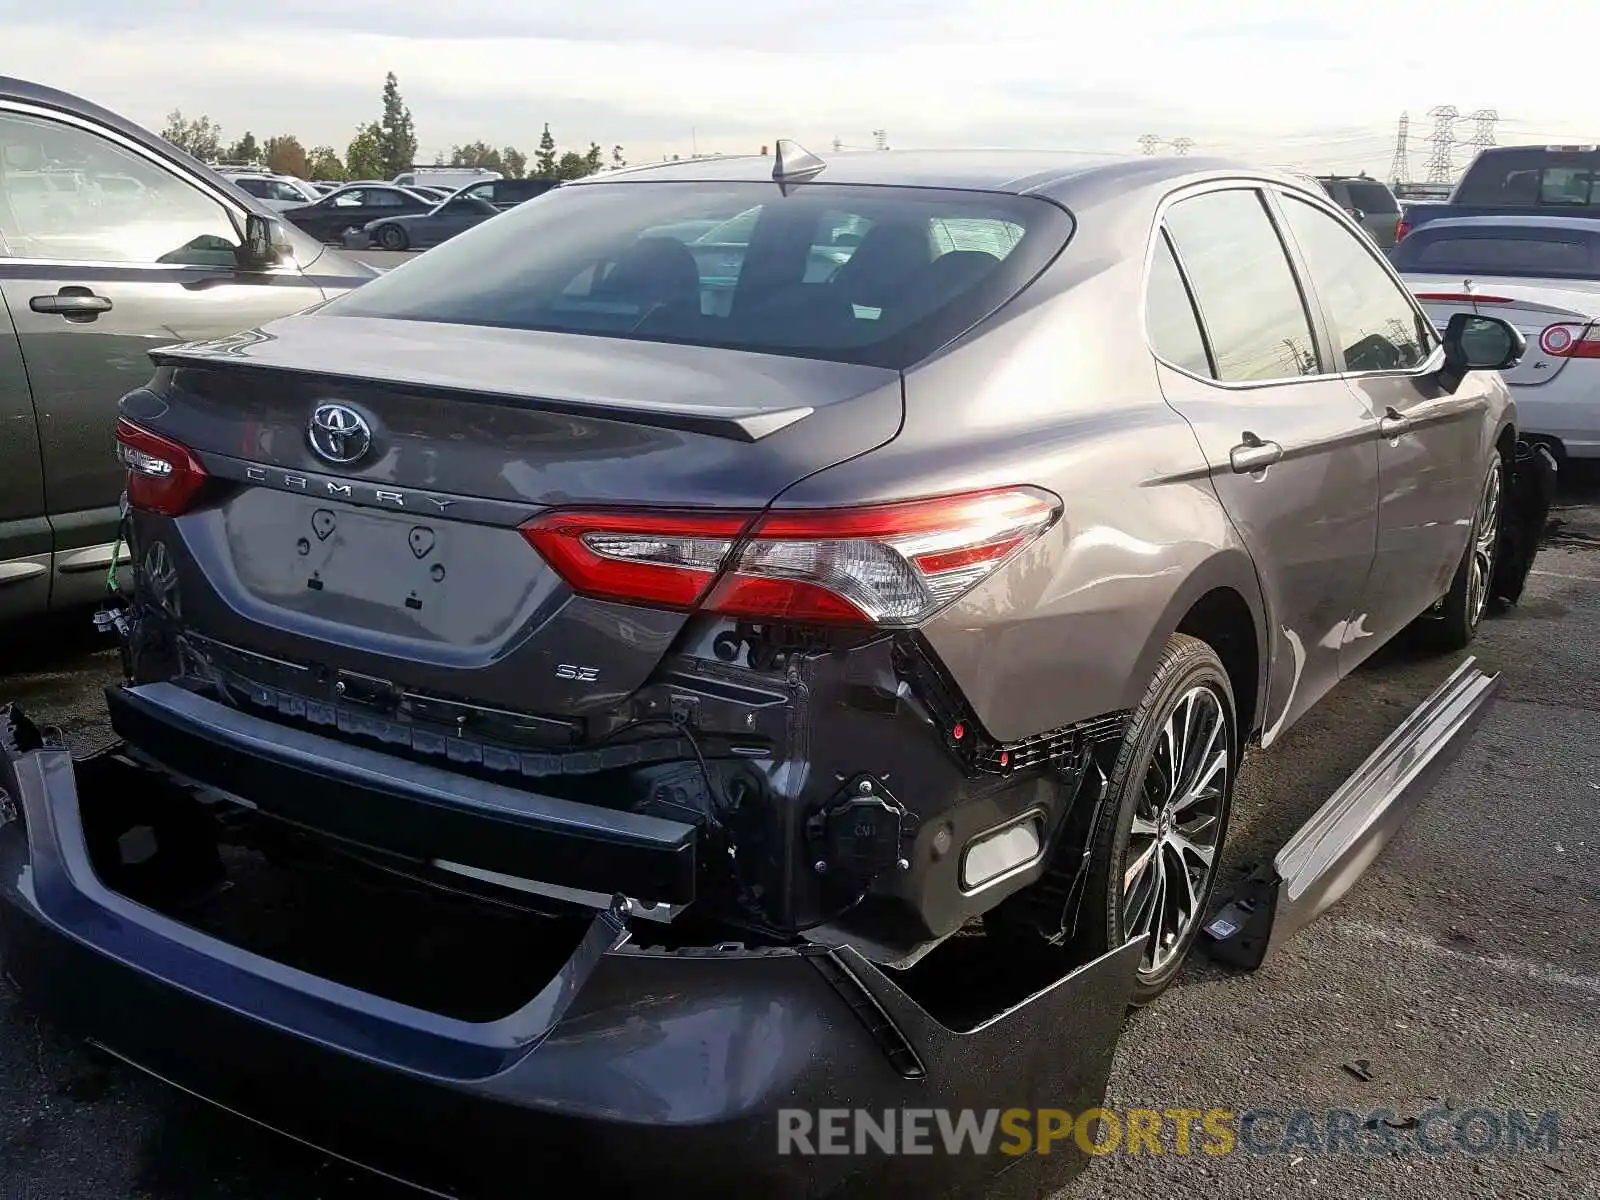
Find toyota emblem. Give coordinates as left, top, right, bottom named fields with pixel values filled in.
left=307, top=403, right=372, bottom=465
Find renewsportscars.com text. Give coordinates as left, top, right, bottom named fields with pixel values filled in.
left=777, top=1107, right=1561, bottom=1157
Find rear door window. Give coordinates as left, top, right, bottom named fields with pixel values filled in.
left=1345, top=181, right=1398, bottom=214
left=321, top=181, right=1074, bottom=369
left=1162, top=188, right=1321, bottom=382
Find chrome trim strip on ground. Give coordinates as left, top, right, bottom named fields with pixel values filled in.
left=1201, top=655, right=1500, bottom=970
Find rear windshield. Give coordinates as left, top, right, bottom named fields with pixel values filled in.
left=1390, top=227, right=1600, bottom=280
left=1345, top=181, right=1397, bottom=214
left=1454, top=148, right=1600, bottom=207
left=320, top=180, right=1073, bottom=368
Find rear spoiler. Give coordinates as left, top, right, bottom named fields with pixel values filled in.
left=147, top=334, right=821, bottom=443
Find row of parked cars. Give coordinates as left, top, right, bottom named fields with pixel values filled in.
left=214, top=164, right=560, bottom=250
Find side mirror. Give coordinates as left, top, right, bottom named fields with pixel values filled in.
left=240, top=213, right=287, bottom=268
left=1438, top=312, right=1525, bottom=394
left=1349, top=207, right=1366, bottom=222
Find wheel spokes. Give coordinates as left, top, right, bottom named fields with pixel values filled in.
left=1120, top=683, right=1231, bottom=976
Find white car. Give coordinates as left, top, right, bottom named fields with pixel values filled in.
left=221, top=171, right=322, bottom=211
left=1393, top=214, right=1600, bottom=460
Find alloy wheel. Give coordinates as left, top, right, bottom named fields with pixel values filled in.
left=1121, top=685, right=1230, bottom=976
left=1467, top=460, right=1502, bottom=627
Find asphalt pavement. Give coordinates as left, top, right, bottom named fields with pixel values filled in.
left=2, top=477, right=1598, bottom=1200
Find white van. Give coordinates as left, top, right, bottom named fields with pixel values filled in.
left=391, top=166, right=502, bottom=191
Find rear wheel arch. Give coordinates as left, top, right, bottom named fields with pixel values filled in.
left=1129, top=552, right=1267, bottom=745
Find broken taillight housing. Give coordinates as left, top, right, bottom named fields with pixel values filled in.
left=115, top=419, right=210, bottom=516
left=521, top=487, right=1062, bottom=626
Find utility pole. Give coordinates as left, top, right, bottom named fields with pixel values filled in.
left=1389, top=112, right=1410, bottom=185
left=1425, top=105, right=1459, bottom=183
left=1171, top=137, right=1194, bottom=155
left=1138, top=134, right=1161, bottom=155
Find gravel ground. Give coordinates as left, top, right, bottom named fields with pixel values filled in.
left=1, top=476, right=1597, bottom=1200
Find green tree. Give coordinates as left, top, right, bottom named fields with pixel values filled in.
left=161, top=109, right=224, bottom=159
left=449, top=141, right=503, bottom=170
left=554, top=150, right=590, bottom=180
left=377, top=71, right=417, bottom=178
left=501, top=146, right=527, bottom=179
left=346, top=121, right=386, bottom=180
left=583, top=142, right=603, bottom=175
left=611, top=145, right=626, bottom=170
left=306, top=145, right=346, bottom=181
left=535, top=123, right=557, bottom=177
left=227, top=131, right=260, bottom=164
left=264, top=135, right=309, bottom=178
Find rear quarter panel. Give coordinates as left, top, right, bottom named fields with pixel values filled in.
left=771, top=232, right=1266, bottom=744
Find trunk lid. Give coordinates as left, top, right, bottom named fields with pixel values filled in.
left=128, top=314, right=902, bottom=719
left=1402, top=272, right=1600, bottom=386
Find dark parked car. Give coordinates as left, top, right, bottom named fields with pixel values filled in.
left=458, top=176, right=560, bottom=210
left=342, top=192, right=501, bottom=250
left=0, top=75, right=374, bottom=622
left=1315, top=173, right=1403, bottom=247
left=280, top=182, right=434, bottom=243
left=0, top=146, right=1540, bottom=1194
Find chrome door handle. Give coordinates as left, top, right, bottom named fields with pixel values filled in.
left=1229, top=434, right=1283, bottom=473
left=30, top=288, right=113, bottom=321
left=1379, top=407, right=1411, bottom=439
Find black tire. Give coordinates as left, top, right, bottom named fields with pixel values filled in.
left=1417, top=452, right=1504, bottom=653
left=378, top=224, right=409, bottom=251
left=1078, top=633, right=1237, bottom=1006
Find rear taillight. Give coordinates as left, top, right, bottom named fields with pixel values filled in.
left=521, top=487, right=1062, bottom=626
left=1539, top=322, right=1600, bottom=358
left=521, top=511, right=749, bottom=609
left=114, top=419, right=209, bottom=516
left=1395, top=217, right=1409, bottom=242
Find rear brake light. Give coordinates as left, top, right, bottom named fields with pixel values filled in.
left=114, top=419, right=209, bottom=516
left=521, top=487, right=1062, bottom=626
left=1539, top=322, right=1600, bottom=358
left=707, top=488, right=1061, bottom=625
left=520, top=510, right=750, bottom=609
left=1395, top=217, right=1409, bottom=242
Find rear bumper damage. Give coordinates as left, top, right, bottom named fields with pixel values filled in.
left=0, top=727, right=1143, bottom=1199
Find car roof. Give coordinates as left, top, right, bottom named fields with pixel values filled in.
left=577, top=148, right=1281, bottom=202
left=1412, top=214, right=1600, bottom=234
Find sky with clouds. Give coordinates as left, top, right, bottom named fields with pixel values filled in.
left=1, top=0, right=1592, bottom=177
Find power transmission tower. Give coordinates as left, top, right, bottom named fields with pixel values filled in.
left=872, top=129, right=888, bottom=151
left=1425, top=105, right=1459, bottom=183
left=1467, top=108, right=1499, bottom=149
left=831, top=136, right=843, bottom=152
left=1389, top=112, right=1411, bottom=185
left=1138, top=134, right=1161, bottom=155
left=1171, top=137, right=1194, bottom=155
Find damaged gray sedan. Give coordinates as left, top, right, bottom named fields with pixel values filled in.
left=0, top=144, right=1552, bottom=1197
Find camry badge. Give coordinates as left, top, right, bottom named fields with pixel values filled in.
left=308, top=403, right=372, bottom=465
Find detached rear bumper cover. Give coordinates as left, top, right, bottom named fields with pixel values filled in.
left=0, top=742, right=1142, bottom=1198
